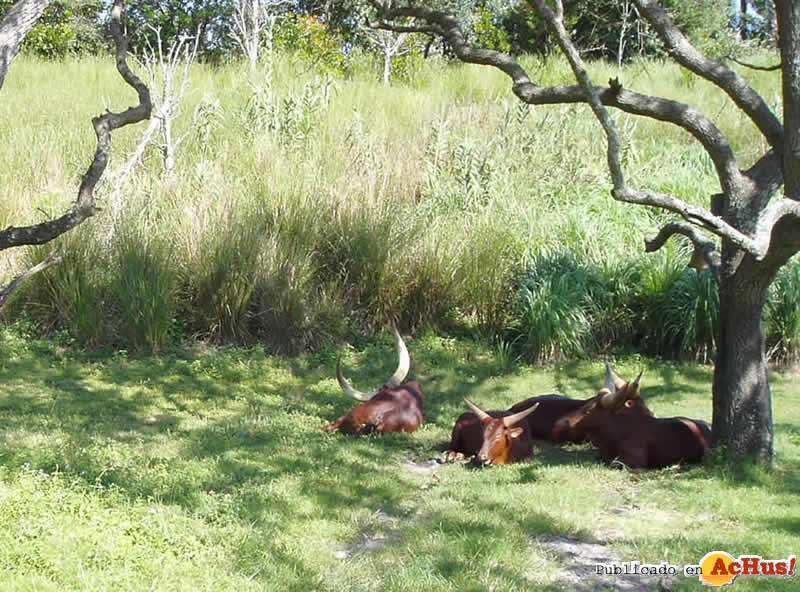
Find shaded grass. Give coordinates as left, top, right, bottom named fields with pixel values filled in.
left=1, top=327, right=798, bottom=591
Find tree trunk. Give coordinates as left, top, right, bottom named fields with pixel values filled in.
left=383, top=48, right=391, bottom=85
left=712, top=250, right=775, bottom=461
left=0, top=0, right=51, bottom=90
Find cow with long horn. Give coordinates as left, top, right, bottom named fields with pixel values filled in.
left=322, top=326, right=423, bottom=435
left=503, top=394, right=594, bottom=443
left=447, top=398, right=540, bottom=465
left=566, top=363, right=711, bottom=469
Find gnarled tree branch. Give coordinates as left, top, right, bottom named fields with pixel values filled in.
left=726, top=55, right=781, bottom=72
left=375, top=3, right=742, bottom=195
left=0, top=0, right=151, bottom=252
left=0, top=0, right=151, bottom=304
left=377, top=1, right=790, bottom=262
left=633, top=0, right=783, bottom=150
left=644, top=221, right=720, bottom=278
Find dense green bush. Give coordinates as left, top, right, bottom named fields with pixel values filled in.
left=20, top=0, right=106, bottom=58
left=765, top=258, right=800, bottom=364
left=652, top=268, right=719, bottom=363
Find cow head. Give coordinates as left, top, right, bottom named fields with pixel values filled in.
left=570, top=362, right=652, bottom=428
left=463, top=398, right=539, bottom=466
left=336, top=324, right=411, bottom=401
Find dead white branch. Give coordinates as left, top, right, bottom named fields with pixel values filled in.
left=231, top=0, right=291, bottom=72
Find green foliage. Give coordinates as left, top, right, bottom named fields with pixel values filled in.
left=512, top=252, right=605, bottom=362
left=473, top=8, right=511, bottom=54
left=3, top=53, right=794, bottom=359
left=123, top=0, right=235, bottom=60
left=653, top=268, right=719, bottom=363
left=113, top=226, right=177, bottom=352
left=766, top=258, right=800, bottom=364
left=508, top=248, right=725, bottom=364
left=22, top=229, right=109, bottom=347
left=518, top=0, right=742, bottom=61
left=273, top=13, right=349, bottom=75
left=21, top=0, right=105, bottom=58
left=188, top=213, right=262, bottom=343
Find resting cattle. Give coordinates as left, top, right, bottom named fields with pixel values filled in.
left=506, top=394, right=591, bottom=443
left=567, top=363, right=711, bottom=469
left=322, top=326, right=423, bottom=435
left=447, top=398, right=540, bottom=465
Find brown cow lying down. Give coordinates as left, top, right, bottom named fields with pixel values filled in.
left=446, top=398, right=540, bottom=465
left=322, top=326, right=423, bottom=435
left=506, top=394, right=591, bottom=443
left=567, top=363, right=712, bottom=469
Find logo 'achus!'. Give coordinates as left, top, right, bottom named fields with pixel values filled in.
left=685, top=552, right=796, bottom=586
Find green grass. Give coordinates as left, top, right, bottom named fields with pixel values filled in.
left=3, top=50, right=792, bottom=359
left=1, top=326, right=798, bottom=591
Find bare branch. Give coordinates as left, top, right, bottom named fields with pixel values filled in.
left=527, top=0, right=625, bottom=193
left=380, top=3, right=741, bottom=194
left=726, top=55, right=782, bottom=72
left=371, top=18, right=443, bottom=37
left=644, top=221, right=720, bottom=276
left=614, top=186, right=771, bottom=258
left=0, top=0, right=152, bottom=252
left=231, top=0, right=291, bottom=71
left=633, top=0, right=783, bottom=150
left=376, top=5, right=533, bottom=88
left=377, top=2, right=793, bottom=262
left=0, top=251, right=63, bottom=312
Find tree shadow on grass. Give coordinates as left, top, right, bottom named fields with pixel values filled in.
left=3, top=338, right=791, bottom=590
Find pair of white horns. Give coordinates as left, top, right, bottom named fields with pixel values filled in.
left=463, top=397, right=540, bottom=428
left=600, top=361, right=643, bottom=408
left=336, top=325, right=410, bottom=401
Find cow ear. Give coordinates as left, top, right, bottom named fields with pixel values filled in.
left=508, top=427, right=524, bottom=439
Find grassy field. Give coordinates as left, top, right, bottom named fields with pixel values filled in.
left=2, top=51, right=795, bottom=363
left=1, top=324, right=798, bottom=591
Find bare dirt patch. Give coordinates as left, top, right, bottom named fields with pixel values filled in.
left=536, top=535, right=675, bottom=591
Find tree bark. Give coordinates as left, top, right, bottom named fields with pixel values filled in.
left=712, top=251, right=775, bottom=460
left=0, top=0, right=51, bottom=90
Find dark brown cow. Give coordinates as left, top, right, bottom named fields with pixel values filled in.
left=446, top=398, right=540, bottom=465
left=322, top=326, right=423, bottom=435
left=567, top=363, right=711, bottom=469
left=507, top=394, right=591, bottom=443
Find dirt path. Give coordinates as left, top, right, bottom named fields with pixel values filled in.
left=336, top=457, right=676, bottom=591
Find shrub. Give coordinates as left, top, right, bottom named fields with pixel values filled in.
left=113, top=227, right=177, bottom=352
left=511, top=252, right=608, bottom=362
left=765, top=258, right=800, bottom=364
left=653, top=268, right=719, bottom=362
left=22, top=228, right=109, bottom=347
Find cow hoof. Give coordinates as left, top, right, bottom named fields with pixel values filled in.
left=444, top=451, right=468, bottom=464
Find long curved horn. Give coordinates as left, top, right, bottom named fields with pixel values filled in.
left=463, top=397, right=492, bottom=421
left=628, top=370, right=644, bottom=398
left=502, top=402, right=539, bottom=428
left=599, top=388, right=621, bottom=408
left=605, top=361, right=626, bottom=391
left=384, top=324, right=410, bottom=388
left=336, top=358, right=375, bottom=401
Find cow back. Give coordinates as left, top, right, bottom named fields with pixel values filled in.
left=508, top=395, right=588, bottom=443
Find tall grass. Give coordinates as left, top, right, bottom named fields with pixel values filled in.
left=766, top=258, right=800, bottom=364
left=1, top=51, right=791, bottom=359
